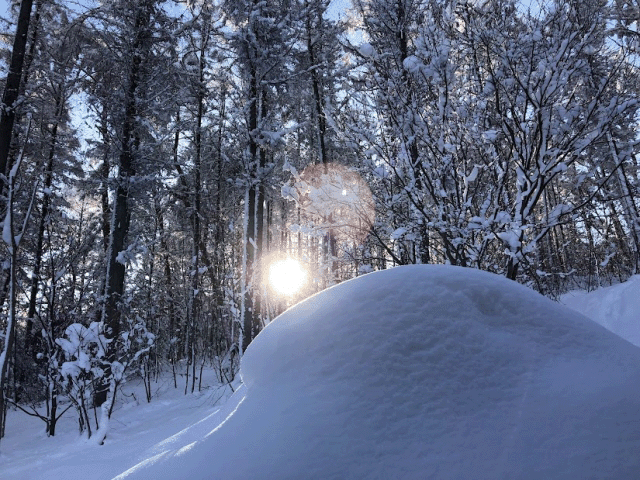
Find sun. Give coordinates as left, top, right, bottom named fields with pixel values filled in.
left=269, top=258, right=307, bottom=296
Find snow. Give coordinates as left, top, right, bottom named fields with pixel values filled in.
left=358, top=42, right=375, bottom=58
left=402, top=55, right=422, bottom=73
left=497, top=229, right=520, bottom=250
left=562, top=275, right=640, bottom=347
left=464, top=165, right=478, bottom=185
left=115, top=265, right=640, bottom=479
left=390, top=226, right=407, bottom=240
left=4, top=266, right=640, bottom=479
left=0, top=370, right=236, bottom=480
left=2, top=203, right=12, bottom=249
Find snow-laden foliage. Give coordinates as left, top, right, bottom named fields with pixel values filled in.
left=56, top=322, right=108, bottom=380
left=53, top=319, right=154, bottom=438
left=335, top=0, right=639, bottom=292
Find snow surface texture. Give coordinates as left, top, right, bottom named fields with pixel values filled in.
left=0, top=370, right=236, bottom=480
left=562, top=275, right=640, bottom=347
left=118, top=265, right=640, bottom=480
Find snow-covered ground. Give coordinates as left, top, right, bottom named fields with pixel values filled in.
left=3, top=265, right=640, bottom=479
left=0, top=369, right=237, bottom=480
left=561, top=275, right=640, bottom=347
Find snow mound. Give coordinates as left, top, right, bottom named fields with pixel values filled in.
left=562, top=275, right=640, bottom=347
left=118, top=265, right=640, bottom=480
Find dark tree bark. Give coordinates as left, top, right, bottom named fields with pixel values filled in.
left=24, top=91, right=62, bottom=354
left=98, top=2, right=152, bottom=407
left=188, top=22, right=208, bottom=394
left=242, top=54, right=260, bottom=352
left=0, top=0, right=34, bottom=184
left=98, top=107, right=111, bottom=251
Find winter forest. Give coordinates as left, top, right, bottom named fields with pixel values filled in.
left=0, top=0, right=639, bottom=452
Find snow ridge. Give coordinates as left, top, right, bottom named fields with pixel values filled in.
left=118, top=265, right=640, bottom=480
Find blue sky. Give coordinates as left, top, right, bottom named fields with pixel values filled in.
left=0, top=1, right=10, bottom=20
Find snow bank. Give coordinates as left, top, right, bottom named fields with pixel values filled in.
left=118, top=265, right=640, bottom=480
left=562, top=275, right=640, bottom=347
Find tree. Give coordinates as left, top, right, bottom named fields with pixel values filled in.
left=78, top=0, right=176, bottom=443
left=0, top=118, right=36, bottom=441
left=341, top=0, right=639, bottom=290
left=0, top=0, right=34, bottom=186
left=225, top=0, right=295, bottom=350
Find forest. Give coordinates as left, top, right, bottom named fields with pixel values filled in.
left=0, top=0, right=638, bottom=445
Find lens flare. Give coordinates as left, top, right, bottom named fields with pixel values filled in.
left=269, top=258, right=307, bottom=296
left=290, top=163, right=375, bottom=246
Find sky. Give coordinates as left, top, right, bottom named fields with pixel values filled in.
left=0, top=0, right=355, bottom=25
left=0, top=1, right=11, bottom=25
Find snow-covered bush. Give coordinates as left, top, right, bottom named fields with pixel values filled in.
left=121, top=316, right=155, bottom=403
left=54, top=319, right=154, bottom=438
left=55, top=322, right=110, bottom=437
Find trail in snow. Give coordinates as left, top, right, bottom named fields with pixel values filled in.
left=0, top=371, right=236, bottom=480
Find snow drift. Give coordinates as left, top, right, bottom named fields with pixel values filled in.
left=562, top=275, right=640, bottom=347
left=118, top=265, right=640, bottom=479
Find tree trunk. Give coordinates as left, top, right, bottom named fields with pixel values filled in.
left=0, top=119, right=33, bottom=442
left=25, top=87, right=64, bottom=354
left=99, top=3, right=151, bottom=411
left=0, top=0, right=34, bottom=184
left=242, top=53, right=260, bottom=352
left=0, top=233, right=17, bottom=441
left=188, top=29, right=207, bottom=393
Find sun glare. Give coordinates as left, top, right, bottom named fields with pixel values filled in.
left=269, top=258, right=307, bottom=296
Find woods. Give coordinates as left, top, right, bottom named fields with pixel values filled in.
left=0, top=0, right=638, bottom=443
